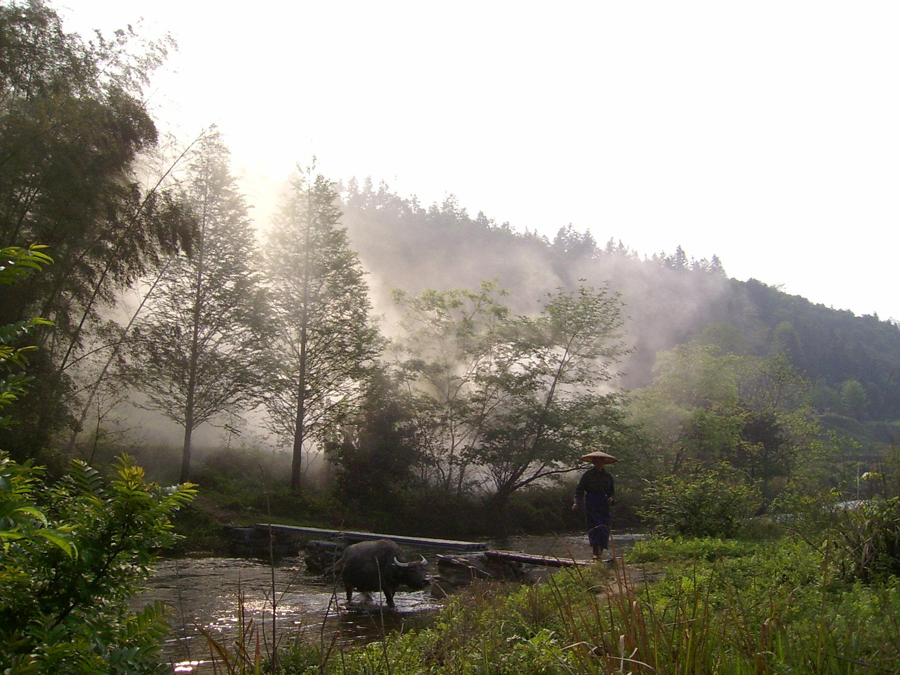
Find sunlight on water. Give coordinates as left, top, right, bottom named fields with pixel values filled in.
left=140, top=533, right=642, bottom=673
left=137, top=554, right=446, bottom=673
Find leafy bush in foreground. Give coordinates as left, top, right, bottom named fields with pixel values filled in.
left=0, top=454, right=195, bottom=673
left=627, top=536, right=756, bottom=563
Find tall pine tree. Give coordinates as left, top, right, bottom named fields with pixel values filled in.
left=264, top=167, right=382, bottom=490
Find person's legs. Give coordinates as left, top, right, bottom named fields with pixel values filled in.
left=590, top=516, right=611, bottom=560
left=586, top=505, right=611, bottom=561
left=588, top=521, right=608, bottom=559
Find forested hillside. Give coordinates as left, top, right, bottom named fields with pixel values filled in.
left=339, top=178, right=900, bottom=429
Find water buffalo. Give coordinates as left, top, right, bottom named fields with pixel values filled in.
left=330, top=539, right=429, bottom=608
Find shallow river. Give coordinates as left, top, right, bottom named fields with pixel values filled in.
left=138, top=532, right=642, bottom=673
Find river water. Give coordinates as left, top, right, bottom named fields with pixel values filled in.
left=138, top=532, right=643, bottom=673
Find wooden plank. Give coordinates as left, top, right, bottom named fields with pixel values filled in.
left=254, top=524, right=489, bottom=552
left=484, top=550, right=593, bottom=567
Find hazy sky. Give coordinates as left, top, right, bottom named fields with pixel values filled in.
left=61, top=1, right=900, bottom=322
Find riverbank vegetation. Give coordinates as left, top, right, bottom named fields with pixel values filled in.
left=191, top=499, right=899, bottom=674
left=1, top=245, right=197, bottom=672
left=265, top=503, right=900, bottom=674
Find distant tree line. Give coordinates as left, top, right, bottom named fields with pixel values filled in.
left=338, top=179, right=900, bottom=426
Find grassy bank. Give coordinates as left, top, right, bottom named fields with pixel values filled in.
left=262, top=533, right=900, bottom=674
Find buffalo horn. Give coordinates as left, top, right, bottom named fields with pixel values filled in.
left=393, top=555, right=427, bottom=568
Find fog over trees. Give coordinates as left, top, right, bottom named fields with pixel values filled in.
left=0, top=0, right=192, bottom=465
left=3, top=0, right=898, bottom=506
left=123, top=132, right=269, bottom=482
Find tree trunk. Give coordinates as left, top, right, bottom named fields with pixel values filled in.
left=180, top=180, right=207, bottom=483
left=291, top=175, right=314, bottom=491
left=180, top=419, right=193, bottom=484
left=290, top=378, right=306, bottom=491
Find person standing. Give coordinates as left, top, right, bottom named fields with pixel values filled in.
left=572, top=450, right=618, bottom=560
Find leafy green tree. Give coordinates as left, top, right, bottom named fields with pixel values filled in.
left=550, top=225, right=600, bottom=283
left=772, top=320, right=803, bottom=365
left=626, top=388, right=693, bottom=478
left=324, top=371, right=423, bottom=519
left=124, top=132, right=269, bottom=482
left=649, top=343, right=741, bottom=409
left=390, top=281, right=511, bottom=494
left=264, top=167, right=382, bottom=490
left=471, top=283, right=631, bottom=510
left=864, top=445, right=900, bottom=500
left=733, top=353, right=817, bottom=483
left=810, top=380, right=841, bottom=413
left=0, top=241, right=194, bottom=673
left=832, top=497, right=900, bottom=582
left=631, top=339, right=826, bottom=500
left=1, top=244, right=71, bottom=559
left=638, top=463, right=762, bottom=538
left=341, top=179, right=898, bottom=424
left=840, top=379, right=867, bottom=420
left=693, top=321, right=752, bottom=356
left=393, top=282, right=631, bottom=509
left=627, top=342, right=744, bottom=476
left=0, top=245, right=54, bottom=431
left=0, top=1, right=192, bottom=460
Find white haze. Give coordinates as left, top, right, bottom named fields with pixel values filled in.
left=59, top=1, right=900, bottom=323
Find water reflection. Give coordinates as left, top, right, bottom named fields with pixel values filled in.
left=139, top=532, right=642, bottom=673
left=138, top=555, right=444, bottom=673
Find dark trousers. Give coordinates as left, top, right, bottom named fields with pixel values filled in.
left=585, top=492, right=611, bottom=549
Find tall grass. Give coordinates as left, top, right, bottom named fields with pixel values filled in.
left=267, top=535, right=900, bottom=674
left=200, top=589, right=264, bottom=675
left=546, top=539, right=900, bottom=674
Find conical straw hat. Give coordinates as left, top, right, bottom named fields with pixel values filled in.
left=580, top=450, right=619, bottom=463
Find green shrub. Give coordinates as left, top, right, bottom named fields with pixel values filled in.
left=768, top=484, right=843, bottom=537
left=504, top=485, right=573, bottom=534
left=833, top=497, right=900, bottom=582
left=638, top=464, right=762, bottom=538
left=627, top=536, right=756, bottom=563
left=0, top=454, right=195, bottom=673
left=194, top=446, right=287, bottom=493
